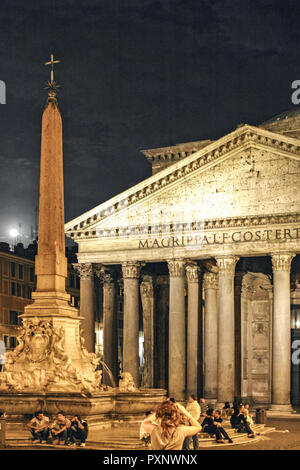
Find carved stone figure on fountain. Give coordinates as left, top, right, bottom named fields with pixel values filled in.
left=0, top=317, right=108, bottom=394
left=118, top=372, right=137, bottom=392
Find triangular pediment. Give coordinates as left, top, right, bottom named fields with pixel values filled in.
left=65, top=124, right=300, bottom=242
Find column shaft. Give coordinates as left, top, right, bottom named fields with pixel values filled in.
left=140, top=276, right=154, bottom=388
left=186, top=264, right=200, bottom=398
left=74, top=263, right=95, bottom=353
left=122, top=262, right=142, bottom=386
left=203, top=272, right=218, bottom=401
left=155, top=277, right=169, bottom=389
left=216, top=256, right=239, bottom=404
left=271, top=253, right=295, bottom=409
left=168, top=259, right=186, bottom=400
left=102, top=275, right=118, bottom=385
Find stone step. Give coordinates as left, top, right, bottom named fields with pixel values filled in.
left=5, top=425, right=276, bottom=450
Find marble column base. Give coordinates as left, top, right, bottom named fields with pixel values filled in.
left=269, top=404, right=295, bottom=413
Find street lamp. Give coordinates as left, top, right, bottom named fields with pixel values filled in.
left=9, top=228, right=19, bottom=249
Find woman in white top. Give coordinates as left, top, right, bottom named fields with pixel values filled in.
left=141, top=399, right=202, bottom=450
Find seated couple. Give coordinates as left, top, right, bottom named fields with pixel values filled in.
left=27, top=411, right=88, bottom=446
left=230, top=405, right=257, bottom=438
left=201, top=409, right=233, bottom=444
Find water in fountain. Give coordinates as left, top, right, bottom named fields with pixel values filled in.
left=99, top=359, right=116, bottom=388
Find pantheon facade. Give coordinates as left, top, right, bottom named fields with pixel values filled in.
left=65, top=108, right=300, bottom=411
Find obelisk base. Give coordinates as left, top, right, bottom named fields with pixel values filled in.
left=0, top=304, right=103, bottom=395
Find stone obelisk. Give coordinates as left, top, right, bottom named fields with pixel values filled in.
left=26, top=59, right=70, bottom=313
left=0, top=56, right=103, bottom=395
left=0, top=55, right=167, bottom=423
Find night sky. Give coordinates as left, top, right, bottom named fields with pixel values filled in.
left=1, top=0, right=300, bottom=245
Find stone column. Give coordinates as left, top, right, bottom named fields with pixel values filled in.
left=186, top=263, right=201, bottom=398
left=168, top=259, right=186, bottom=400
left=203, top=271, right=218, bottom=402
left=155, top=276, right=169, bottom=389
left=215, top=256, right=239, bottom=405
left=140, top=275, right=154, bottom=388
left=73, top=263, right=95, bottom=353
left=122, top=261, right=142, bottom=386
left=98, top=270, right=118, bottom=386
left=271, top=253, right=295, bottom=411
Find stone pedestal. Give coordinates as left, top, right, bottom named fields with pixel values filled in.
left=186, top=264, right=201, bottom=398
left=74, top=263, right=95, bottom=353
left=168, top=259, right=186, bottom=401
left=122, top=262, right=142, bottom=386
left=270, top=253, right=295, bottom=411
left=215, top=256, right=239, bottom=406
left=203, top=271, right=218, bottom=402
left=140, top=275, right=154, bottom=388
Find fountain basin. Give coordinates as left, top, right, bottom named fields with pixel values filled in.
left=0, top=388, right=167, bottom=429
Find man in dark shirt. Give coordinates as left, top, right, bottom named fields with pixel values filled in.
left=230, top=405, right=255, bottom=437
left=202, top=409, right=233, bottom=443
left=68, top=415, right=88, bottom=447
left=213, top=410, right=233, bottom=443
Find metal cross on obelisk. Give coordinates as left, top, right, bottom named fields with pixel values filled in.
left=44, top=53, right=60, bottom=83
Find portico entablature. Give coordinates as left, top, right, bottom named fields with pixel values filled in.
left=66, top=121, right=300, bottom=267
left=74, top=215, right=300, bottom=264
left=65, top=124, right=300, bottom=241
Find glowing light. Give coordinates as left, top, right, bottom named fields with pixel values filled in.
left=9, top=229, right=18, bottom=238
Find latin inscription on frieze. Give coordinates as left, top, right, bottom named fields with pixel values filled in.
left=138, top=227, right=300, bottom=249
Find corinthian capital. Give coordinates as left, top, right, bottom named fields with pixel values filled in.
left=94, top=265, right=115, bottom=286
left=93, top=263, right=104, bottom=279
left=203, top=272, right=218, bottom=290
left=122, top=261, right=143, bottom=279
left=271, top=253, right=295, bottom=272
left=167, top=259, right=186, bottom=277
left=186, top=264, right=201, bottom=283
left=72, top=263, right=93, bottom=280
left=215, top=256, right=239, bottom=276
left=102, top=273, right=115, bottom=287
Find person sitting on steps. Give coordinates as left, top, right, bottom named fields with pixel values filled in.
left=49, top=411, right=71, bottom=445
left=230, top=405, right=255, bottom=438
left=222, top=401, right=233, bottom=418
left=68, top=415, right=88, bottom=447
left=213, top=410, right=233, bottom=443
left=27, top=411, right=50, bottom=444
left=199, top=398, right=208, bottom=417
left=201, top=409, right=233, bottom=444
